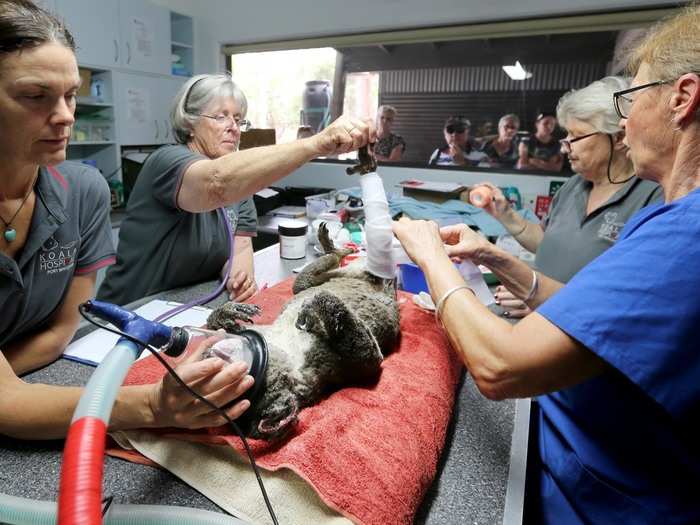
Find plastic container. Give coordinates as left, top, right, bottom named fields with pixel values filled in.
left=278, top=220, right=308, bottom=259
left=305, top=192, right=335, bottom=219
left=399, top=261, right=494, bottom=293
left=398, top=263, right=429, bottom=294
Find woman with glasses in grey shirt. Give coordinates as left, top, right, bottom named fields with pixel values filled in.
left=470, top=76, right=662, bottom=317
left=98, top=74, right=374, bottom=306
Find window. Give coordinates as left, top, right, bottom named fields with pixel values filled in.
left=231, top=47, right=337, bottom=144
left=225, top=7, right=677, bottom=175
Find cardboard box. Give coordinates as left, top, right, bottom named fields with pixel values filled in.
left=399, top=179, right=467, bottom=203
left=239, top=129, right=276, bottom=150
left=77, top=68, right=92, bottom=98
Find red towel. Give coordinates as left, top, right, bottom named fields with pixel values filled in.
left=109, top=278, right=463, bottom=525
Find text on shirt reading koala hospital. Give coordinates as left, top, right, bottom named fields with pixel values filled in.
left=39, top=236, right=77, bottom=274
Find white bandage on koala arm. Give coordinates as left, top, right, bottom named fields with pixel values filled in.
left=360, top=172, right=395, bottom=279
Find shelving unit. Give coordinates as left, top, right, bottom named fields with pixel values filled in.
left=48, top=1, right=195, bottom=210
left=67, top=67, right=121, bottom=200
left=170, top=12, right=193, bottom=77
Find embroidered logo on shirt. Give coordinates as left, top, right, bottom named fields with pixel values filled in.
left=598, top=211, right=624, bottom=243
left=39, top=235, right=77, bottom=274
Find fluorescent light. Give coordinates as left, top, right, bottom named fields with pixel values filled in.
left=502, top=60, right=532, bottom=80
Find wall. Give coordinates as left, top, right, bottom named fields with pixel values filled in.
left=150, top=0, right=681, bottom=74
left=279, top=162, right=567, bottom=212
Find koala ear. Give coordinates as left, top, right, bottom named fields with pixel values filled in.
left=299, top=291, right=383, bottom=380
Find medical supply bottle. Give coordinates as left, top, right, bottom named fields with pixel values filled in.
left=278, top=220, right=308, bottom=259
left=469, top=186, right=494, bottom=208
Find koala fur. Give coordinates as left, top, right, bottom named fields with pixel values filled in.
left=207, top=223, right=400, bottom=440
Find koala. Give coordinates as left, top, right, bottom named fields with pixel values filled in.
left=207, top=223, right=400, bottom=441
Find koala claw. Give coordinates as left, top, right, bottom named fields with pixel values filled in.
left=207, top=302, right=262, bottom=332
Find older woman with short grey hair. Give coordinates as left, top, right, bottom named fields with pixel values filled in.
left=374, top=104, right=405, bottom=161
left=481, top=113, right=521, bottom=168
left=99, top=73, right=373, bottom=305
left=170, top=74, right=248, bottom=145
left=462, top=76, right=662, bottom=318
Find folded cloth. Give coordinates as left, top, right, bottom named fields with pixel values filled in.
left=108, top=278, right=463, bottom=525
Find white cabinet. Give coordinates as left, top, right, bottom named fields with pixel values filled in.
left=55, top=0, right=120, bottom=68
left=55, top=0, right=171, bottom=74
left=114, top=72, right=185, bottom=146
left=119, top=0, right=171, bottom=75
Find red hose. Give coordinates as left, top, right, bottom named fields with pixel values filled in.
left=58, top=416, right=107, bottom=525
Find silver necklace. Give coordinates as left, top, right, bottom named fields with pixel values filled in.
left=0, top=173, right=38, bottom=243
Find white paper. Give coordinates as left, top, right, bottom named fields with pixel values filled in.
left=63, top=300, right=211, bottom=366
left=131, top=17, right=153, bottom=59
left=399, top=179, right=465, bottom=193
left=456, top=260, right=495, bottom=306
left=126, top=87, right=150, bottom=123
left=255, top=188, right=279, bottom=199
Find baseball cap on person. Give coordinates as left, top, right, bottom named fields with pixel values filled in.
left=535, top=111, right=557, bottom=121
left=444, top=115, right=471, bottom=134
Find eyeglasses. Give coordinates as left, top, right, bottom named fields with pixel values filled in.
left=445, top=125, right=467, bottom=134
left=197, top=113, right=251, bottom=131
left=559, top=131, right=602, bottom=154
left=613, top=80, right=669, bottom=119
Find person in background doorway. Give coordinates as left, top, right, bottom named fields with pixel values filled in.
left=517, top=112, right=564, bottom=172
left=374, top=105, right=406, bottom=161
left=481, top=114, right=521, bottom=168
left=428, top=115, right=488, bottom=166
left=393, top=7, right=700, bottom=521
left=98, top=73, right=374, bottom=306
left=473, top=76, right=661, bottom=318
left=0, top=0, right=254, bottom=439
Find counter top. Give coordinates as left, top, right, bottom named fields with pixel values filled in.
left=0, top=243, right=527, bottom=524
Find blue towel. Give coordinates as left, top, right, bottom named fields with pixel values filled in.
left=343, top=188, right=539, bottom=238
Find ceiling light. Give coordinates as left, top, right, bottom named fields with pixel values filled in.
left=502, top=61, right=532, bottom=80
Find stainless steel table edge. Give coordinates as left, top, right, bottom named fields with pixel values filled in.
left=502, top=398, right=531, bottom=525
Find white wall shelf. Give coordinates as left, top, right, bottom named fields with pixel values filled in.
left=170, top=11, right=193, bottom=77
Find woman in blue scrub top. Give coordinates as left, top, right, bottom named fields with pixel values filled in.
left=393, top=6, right=700, bottom=524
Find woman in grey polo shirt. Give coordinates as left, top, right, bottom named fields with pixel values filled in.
left=0, top=1, right=373, bottom=440
left=0, top=1, right=256, bottom=439
left=473, top=76, right=662, bottom=317
left=98, top=73, right=374, bottom=305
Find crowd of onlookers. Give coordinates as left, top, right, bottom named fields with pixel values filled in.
left=373, top=104, right=568, bottom=173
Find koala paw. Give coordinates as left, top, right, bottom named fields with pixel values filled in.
left=207, top=302, right=261, bottom=332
